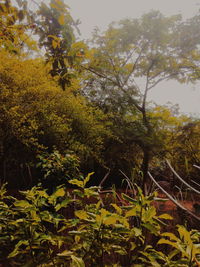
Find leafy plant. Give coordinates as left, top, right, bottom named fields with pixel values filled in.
left=1, top=173, right=198, bottom=266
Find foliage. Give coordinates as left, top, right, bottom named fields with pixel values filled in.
left=0, top=0, right=37, bottom=53
left=0, top=49, right=110, bottom=188
left=81, top=11, right=200, bottom=190
left=0, top=174, right=200, bottom=266
left=33, top=0, right=80, bottom=90
left=36, top=149, right=81, bottom=190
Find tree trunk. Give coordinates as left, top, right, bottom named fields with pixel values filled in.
left=141, top=146, right=150, bottom=195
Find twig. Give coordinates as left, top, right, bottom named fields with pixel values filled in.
left=119, top=169, right=136, bottom=196
left=99, top=169, right=110, bottom=188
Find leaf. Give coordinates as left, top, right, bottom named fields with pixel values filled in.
left=125, top=208, right=137, bottom=217
left=122, top=193, right=137, bottom=204
left=54, top=188, right=65, bottom=197
left=68, top=179, right=84, bottom=188
left=57, top=250, right=73, bottom=257
left=14, top=200, right=32, bottom=208
left=75, top=210, right=88, bottom=220
left=130, top=242, right=136, bottom=251
left=83, top=172, right=94, bottom=186
left=158, top=213, right=173, bottom=220
left=133, top=227, right=142, bottom=237
left=104, top=216, right=117, bottom=225
left=111, top=203, right=122, bottom=215
left=157, top=238, right=179, bottom=249
left=8, top=240, right=29, bottom=258
left=70, top=255, right=85, bottom=267
left=161, top=232, right=179, bottom=241
left=58, top=14, right=65, bottom=25
left=52, top=39, right=58, bottom=49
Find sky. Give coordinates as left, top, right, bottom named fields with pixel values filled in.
left=61, top=0, right=200, bottom=116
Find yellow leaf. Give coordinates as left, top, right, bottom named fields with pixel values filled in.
left=111, top=203, right=122, bottom=215
left=52, top=39, right=58, bottom=49
left=58, top=14, right=65, bottom=25
left=158, top=213, right=173, bottom=220
left=130, top=242, right=136, bottom=251
left=104, top=216, right=117, bottom=225
left=83, top=172, right=94, bottom=186
left=75, top=210, right=88, bottom=220
left=125, top=208, right=137, bottom=217
left=54, top=188, right=65, bottom=197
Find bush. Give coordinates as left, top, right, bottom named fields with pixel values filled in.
left=0, top=175, right=200, bottom=266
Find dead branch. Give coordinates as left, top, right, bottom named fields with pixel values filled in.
left=166, top=160, right=200, bottom=195
left=148, top=172, right=200, bottom=222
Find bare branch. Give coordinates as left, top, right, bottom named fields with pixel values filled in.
left=119, top=169, right=136, bottom=196
left=122, top=44, right=147, bottom=87
left=191, top=179, right=200, bottom=188
left=148, top=172, right=200, bottom=222
left=193, top=164, right=200, bottom=171
left=99, top=169, right=110, bottom=188
left=166, top=160, right=200, bottom=195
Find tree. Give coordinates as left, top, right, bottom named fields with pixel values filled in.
left=81, top=11, right=200, bottom=192
left=0, top=49, right=110, bottom=189
left=0, top=0, right=37, bottom=53
left=32, top=0, right=84, bottom=90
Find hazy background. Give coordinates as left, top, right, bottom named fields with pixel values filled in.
left=41, top=0, right=200, bottom=116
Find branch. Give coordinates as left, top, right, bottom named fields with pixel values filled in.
left=148, top=72, right=179, bottom=91
left=166, top=160, right=200, bottom=195
left=81, top=65, right=118, bottom=86
left=99, top=169, right=110, bottom=188
left=122, top=44, right=147, bottom=87
left=148, top=172, right=200, bottom=222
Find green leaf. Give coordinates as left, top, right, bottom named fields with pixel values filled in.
left=122, top=193, right=137, bottom=204
left=157, top=238, right=179, bottom=249
left=8, top=240, right=29, bottom=258
left=70, top=255, right=85, bottom=267
left=14, top=200, right=32, bottom=208
left=68, top=179, right=84, bottom=188
left=158, top=213, right=173, bottom=220
left=83, top=172, right=94, bottom=186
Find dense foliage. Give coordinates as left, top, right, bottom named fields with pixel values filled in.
left=1, top=0, right=200, bottom=265
left=1, top=176, right=200, bottom=266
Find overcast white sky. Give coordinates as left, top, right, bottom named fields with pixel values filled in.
left=43, top=0, right=200, bottom=116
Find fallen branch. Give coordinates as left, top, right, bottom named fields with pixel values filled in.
left=148, top=171, right=200, bottom=222
left=166, top=160, right=200, bottom=195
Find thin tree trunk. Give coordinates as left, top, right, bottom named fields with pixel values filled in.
left=141, top=147, right=150, bottom=195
